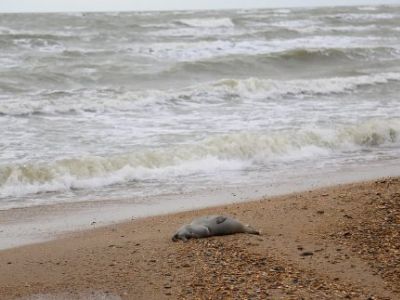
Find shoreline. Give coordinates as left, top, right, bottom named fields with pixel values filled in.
left=0, top=177, right=399, bottom=299
left=1, top=160, right=400, bottom=250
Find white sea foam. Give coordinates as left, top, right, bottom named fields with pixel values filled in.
left=273, top=9, right=292, bottom=14
left=272, top=19, right=322, bottom=30
left=131, top=34, right=390, bottom=62
left=210, top=72, right=400, bottom=99
left=0, top=57, right=20, bottom=68
left=135, top=39, right=270, bottom=61
left=0, top=26, right=13, bottom=34
left=330, top=13, right=397, bottom=21
left=0, top=28, right=75, bottom=38
left=319, top=24, right=379, bottom=32
left=1, top=119, right=399, bottom=199
left=357, top=6, right=379, bottom=11
left=63, top=12, right=86, bottom=17
left=176, top=18, right=235, bottom=28
left=147, top=26, right=250, bottom=38
left=1, top=72, right=399, bottom=116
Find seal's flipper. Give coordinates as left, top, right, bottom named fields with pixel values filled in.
left=245, top=225, right=260, bottom=235
left=215, top=216, right=227, bottom=224
left=180, top=236, right=189, bottom=242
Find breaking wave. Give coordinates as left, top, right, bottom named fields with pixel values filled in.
left=0, top=119, right=399, bottom=198
left=1, top=6, right=400, bottom=209
left=175, top=18, right=235, bottom=28
left=273, top=47, right=400, bottom=61
left=1, top=72, right=399, bottom=116
left=211, top=72, right=400, bottom=99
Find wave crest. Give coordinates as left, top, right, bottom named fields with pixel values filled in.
left=175, top=18, right=235, bottom=28
left=1, top=72, right=399, bottom=116
left=1, top=119, right=399, bottom=198
left=211, top=72, right=400, bottom=98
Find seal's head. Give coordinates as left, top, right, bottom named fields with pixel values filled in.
left=171, top=225, right=192, bottom=242
left=171, top=224, right=210, bottom=242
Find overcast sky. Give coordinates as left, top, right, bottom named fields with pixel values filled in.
left=0, top=0, right=399, bottom=13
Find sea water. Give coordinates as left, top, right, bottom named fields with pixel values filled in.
left=1, top=5, right=400, bottom=212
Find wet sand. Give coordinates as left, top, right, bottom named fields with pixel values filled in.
left=0, top=177, right=399, bottom=299
left=2, top=161, right=400, bottom=251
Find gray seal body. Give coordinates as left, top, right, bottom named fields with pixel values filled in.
left=172, top=215, right=260, bottom=242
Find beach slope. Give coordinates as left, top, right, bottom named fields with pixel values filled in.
left=0, top=178, right=399, bottom=299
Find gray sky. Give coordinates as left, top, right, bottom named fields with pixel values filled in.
left=0, top=0, right=399, bottom=13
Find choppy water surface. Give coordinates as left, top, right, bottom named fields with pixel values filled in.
left=1, top=5, right=400, bottom=209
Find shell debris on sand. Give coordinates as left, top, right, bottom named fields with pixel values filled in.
left=175, top=237, right=367, bottom=299
left=332, top=178, right=400, bottom=293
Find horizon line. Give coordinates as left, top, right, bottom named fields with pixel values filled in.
left=0, top=3, right=398, bottom=15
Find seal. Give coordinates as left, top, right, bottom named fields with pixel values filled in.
left=172, top=215, right=260, bottom=242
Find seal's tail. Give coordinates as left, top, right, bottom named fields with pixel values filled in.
left=245, top=225, right=260, bottom=235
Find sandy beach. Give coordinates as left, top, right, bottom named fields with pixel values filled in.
left=0, top=177, right=399, bottom=300
left=1, top=4, right=400, bottom=300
